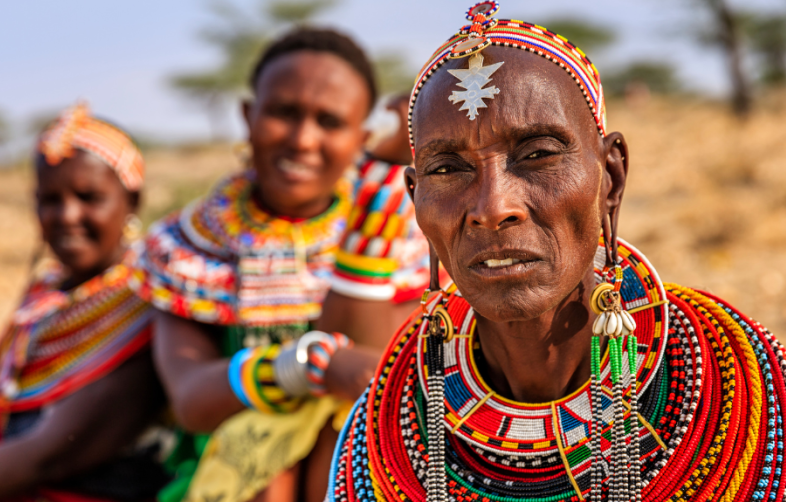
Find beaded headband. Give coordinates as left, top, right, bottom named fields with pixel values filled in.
left=38, top=102, right=145, bottom=191
left=407, top=1, right=607, bottom=152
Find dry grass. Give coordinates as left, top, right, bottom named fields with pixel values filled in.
left=1, top=94, right=784, bottom=337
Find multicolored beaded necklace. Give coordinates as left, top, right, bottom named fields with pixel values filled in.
left=0, top=255, right=152, bottom=413
left=328, top=239, right=786, bottom=501
left=131, top=169, right=351, bottom=333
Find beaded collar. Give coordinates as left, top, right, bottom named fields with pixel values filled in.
left=328, top=236, right=786, bottom=501
left=179, top=169, right=351, bottom=259
left=130, top=170, right=352, bottom=327
left=1, top=254, right=152, bottom=412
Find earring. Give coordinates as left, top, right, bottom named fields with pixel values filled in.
left=233, top=141, right=252, bottom=168
left=421, top=241, right=453, bottom=501
left=122, top=214, right=143, bottom=244
left=589, top=210, right=642, bottom=501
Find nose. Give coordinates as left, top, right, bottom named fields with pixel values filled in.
left=467, top=164, right=528, bottom=231
left=58, top=196, right=82, bottom=226
left=289, top=116, right=321, bottom=153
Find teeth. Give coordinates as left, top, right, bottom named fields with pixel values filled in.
left=483, top=258, right=521, bottom=268
left=279, top=159, right=312, bottom=173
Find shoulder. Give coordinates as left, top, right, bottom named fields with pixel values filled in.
left=127, top=173, right=248, bottom=325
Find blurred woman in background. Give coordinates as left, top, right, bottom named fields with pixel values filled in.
left=0, top=103, right=168, bottom=502
left=131, top=28, right=430, bottom=502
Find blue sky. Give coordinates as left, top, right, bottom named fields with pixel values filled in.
left=0, top=0, right=782, bottom=144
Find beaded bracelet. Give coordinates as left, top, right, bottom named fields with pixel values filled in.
left=305, top=331, right=353, bottom=396
left=227, top=344, right=302, bottom=414
left=227, top=331, right=352, bottom=412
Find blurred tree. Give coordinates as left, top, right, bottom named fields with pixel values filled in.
left=0, top=110, right=10, bottom=150
left=603, top=62, right=680, bottom=96
left=695, top=0, right=752, bottom=117
left=374, top=52, right=416, bottom=95
left=744, top=15, right=786, bottom=86
left=170, top=0, right=338, bottom=139
left=537, top=19, right=615, bottom=53
left=267, top=0, right=336, bottom=24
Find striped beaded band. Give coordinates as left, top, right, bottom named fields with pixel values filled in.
left=407, top=1, right=607, bottom=152
left=38, top=102, right=145, bottom=191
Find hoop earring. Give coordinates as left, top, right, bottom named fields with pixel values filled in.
left=233, top=141, right=252, bottom=169
left=122, top=214, right=143, bottom=244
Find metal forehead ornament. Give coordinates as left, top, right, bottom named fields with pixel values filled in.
left=447, top=54, right=503, bottom=120
left=447, top=1, right=504, bottom=121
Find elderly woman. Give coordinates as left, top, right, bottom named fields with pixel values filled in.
left=131, top=28, right=430, bottom=502
left=327, top=3, right=786, bottom=501
left=0, top=103, right=167, bottom=501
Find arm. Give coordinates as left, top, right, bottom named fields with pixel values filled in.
left=0, top=351, right=163, bottom=497
left=152, top=311, right=244, bottom=433
left=318, top=293, right=419, bottom=350
left=155, top=311, right=381, bottom=432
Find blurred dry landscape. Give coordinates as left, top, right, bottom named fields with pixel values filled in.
left=0, top=92, right=784, bottom=337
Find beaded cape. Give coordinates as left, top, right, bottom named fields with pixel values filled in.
left=328, top=239, right=786, bottom=502
left=0, top=256, right=153, bottom=413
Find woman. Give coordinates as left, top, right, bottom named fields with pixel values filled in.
left=130, top=28, right=430, bottom=502
left=0, top=103, right=167, bottom=501
left=328, top=3, right=786, bottom=501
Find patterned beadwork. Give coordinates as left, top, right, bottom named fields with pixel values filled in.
left=38, top=102, right=145, bottom=191
left=0, top=255, right=153, bottom=412
left=408, top=1, right=607, bottom=156
left=329, top=238, right=786, bottom=501
left=331, top=156, right=430, bottom=302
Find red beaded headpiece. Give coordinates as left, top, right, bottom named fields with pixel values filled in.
left=38, top=102, right=145, bottom=192
left=407, top=1, right=607, bottom=151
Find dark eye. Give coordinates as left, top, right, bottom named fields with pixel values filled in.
left=76, top=191, right=105, bottom=204
left=433, top=165, right=449, bottom=174
left=317, top=113, right=343, bottom=130
left=266, top=104, right=299, bottom=121
left=38, top=193, right=59, bottom=206
left=527, top=150, right=549, bottom=159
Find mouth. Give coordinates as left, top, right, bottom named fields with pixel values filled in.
left=52, top=234, right=91, bottom=252
left=275, top=158, right=321, bottom=182
left=468, top=249, right=542, bottom=277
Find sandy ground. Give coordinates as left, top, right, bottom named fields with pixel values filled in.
left=1, top=95, right=784, bottom=338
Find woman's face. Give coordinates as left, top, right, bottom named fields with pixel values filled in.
left=243, top=50, right=371, bottom=218
left=36, top=150, right=136, bottom=281
left=409, top=47, right=627, bottom=323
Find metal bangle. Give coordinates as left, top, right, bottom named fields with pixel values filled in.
left=273, top=331, right=331, bottom=397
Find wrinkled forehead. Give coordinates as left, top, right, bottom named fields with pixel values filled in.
left=412, top=47, right=599, bottom=161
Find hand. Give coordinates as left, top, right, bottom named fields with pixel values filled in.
left=369, top=94, right=413, bottom=166
left=323, top=346, right=382, bottom=401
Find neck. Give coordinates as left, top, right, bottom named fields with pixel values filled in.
left=254, top=186, right=334, bottom=221
left=63, top=245, right=127, bottom=291
left=474, top=267, right=599, bottom=403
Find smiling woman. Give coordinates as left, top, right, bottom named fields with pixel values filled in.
left=328, top=2, right=786, bottom=502
left=0, top=103, right=167, bottom=502
left=129, top=27, right=434, bottom=502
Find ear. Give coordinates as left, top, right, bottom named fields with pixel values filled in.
left=404, top=166, right=417, bottom=202
left=602, top=132, right=628, bottom=214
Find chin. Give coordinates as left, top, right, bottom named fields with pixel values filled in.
left=459, top=282, right=554, bottom=323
